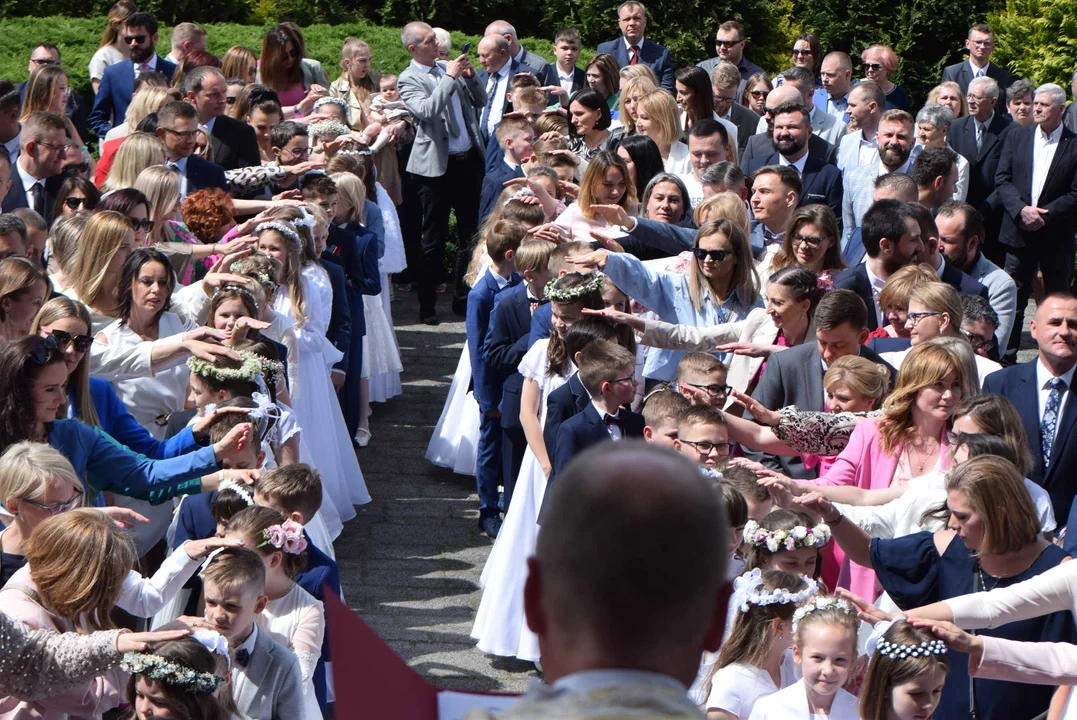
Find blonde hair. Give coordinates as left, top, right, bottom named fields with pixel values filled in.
left=909, top=281, right=962, bottom=337
left=221, top=46, right=258, bottom=83
left=67, top=211, right=133, bottom=308
left=25, top=509, right=136, bottom=630
left=0, top=256, right=48, bottom=330
left=619, top=63, right=658, bottom=84
left=124, top=86, right=181, bottom=133
left=617, top=76, right=659, bottom=134
left=134, top=165, right=181, bottom=244
left=47, top=215, right=87, bottom=281
left=636, top=90, right=683, bottom=149
left=102, top=132, right=166, bottom=192
left=945, top=455, right=1040, bottom=554
left=514, top=239, right=555, bottom=275
left=927, top=81, right=968, bottom=118
left=878, top=343, right=969, bottom=454
left=258, top=211, right=307, bottom=325
left=0, top=441, right=81, bottom=510
left=694, top=192, right=749, bottom=233
left=687, top=219, right=760, bottom=312
left=793, top=596, right=859, bottom=658
left=31, top=297, right=101, bottom=428
left=20, top=66, right=68, bottom=122
left=824, top=355, right=890, bottom=408
left=877, top=263, right=936, bottom=311
left=578, top=151, right=637, bottom=221
left=329, top=172, right=366, bottom=225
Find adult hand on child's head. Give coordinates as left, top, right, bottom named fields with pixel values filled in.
left=117, top=628, right=191, bottom=652
left=212, top=423, right=253, bottom=463
left=757, top=476, right=797, bottom=508
left=589, top=230, right=626, bottom=254
left=184, top=536, right=246, bottom=560
left=908, top=618, right=983, bottom=658
left=192, top=406, right=252, bottom=438
left=728, top=389, right=780, bottom=426
left=836, top=588, right=898, bottom=626
left=186, top=339, right=242, bottom=365
left=95, top=506, right=150, bottom=528
left=565, top=248, right=609, bottom=270
left=590, top=204, right=632, bottom=228
left=527, top=223, right=568, bottom=244
left=791, top=490, right=836, bottom=521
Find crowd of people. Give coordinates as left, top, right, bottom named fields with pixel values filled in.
left=0, top=1, right=1076, bottom=718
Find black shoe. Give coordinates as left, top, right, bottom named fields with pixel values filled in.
left=451, top=296, right=467, bottom=316
left=479, top=515, right=503, bottom=539
left=420, top=313, right=439, bottom=326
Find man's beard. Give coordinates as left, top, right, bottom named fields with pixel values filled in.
left=880, top=145, right=909, bottom=169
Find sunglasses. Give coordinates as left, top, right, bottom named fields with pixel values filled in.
left=164, top=128, right=200, bottom=140
left=28, top=334, right=63, bottom=365
left=21, top=490, right=84, bottom=516
left=749, top=90, right=769, bottom=100
left=47, top=328, right=95, bottom=353
left=226, top=96, right=238, bottom=105
left=792, top=49, right=813, bottom=56
left=63, top=163, right=90, bottom=175
left=715, top=40, right=742, bottom=48
left=126, top=216, right=155, bottom=232
left=863, top=62, right=884, bottom=71
left=692, top=247, right=734, bottom=263
left=124, top=34, right=148, bottom=44
left=63, top=196, right=86, bottom=210
left=962, top=329, right=996, bottom=352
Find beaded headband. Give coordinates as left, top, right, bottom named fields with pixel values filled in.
left=255, top=221, right=302, bottom=246
left=877, top=638, right=947, bottom=659
left=791, top=595, right=856, bottom=632
left=218, top=478, right=255, bottom=506
left=743, top=519, right=831, bottom=553
left=313, top=96, right=349, bottom=112
left=259, top=518, right=307, bottom=554
left=338, top=148, right=373, bottom=157
left=216, top=282, right=263, bottom=311
left=309, top=120, right=352, bottom=139
left=186, top=351, right=264, bottom=384
left=544, top=274, right=604, bottom=302
left=731, top=567, right=818, bottom=613
left=122, top=652, right=223, bottom=693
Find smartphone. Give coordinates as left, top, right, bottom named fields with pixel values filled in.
left=461, top=41, right=472, bottom=55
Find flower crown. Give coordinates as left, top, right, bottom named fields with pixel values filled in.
left=122, top=652, right=223, bottom=693
left=791, top=595, right=856, bottom=632
left=256, top=356, right=286, bottom=388
left=187, top=351, right=264, bottom=384
left=259, top=519, right=307, bottom=554
left=228, top=264, right=276, bottom=291
left=313, top=96, right=349, bottom=113
left=219, top=478, right=255, bottom=506
left=731, top=568, right=818, bottom=613
left=309, top=120, right=352, bottom=139
left=255, top=221, right=302, bottom=246
left=544, top=274, right=604, bottom=303
left=743, top=520, right=831, bottom=553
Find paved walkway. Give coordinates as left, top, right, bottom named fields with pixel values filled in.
left=335, top=289, right=539, bottom=693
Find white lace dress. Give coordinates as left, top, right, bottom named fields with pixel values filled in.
left=425, top=339, right=481, bottom=476
left=258, top=581, right=325, bottom=720
left=471, top=339, right=571, bottom=661
left=273, top=264, right=370, bottom=518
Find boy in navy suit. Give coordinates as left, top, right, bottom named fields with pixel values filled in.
left=484, top=240, right=555, bottom=516
left=468, top=220, right=527, bottom=538
left=551, top=340, right=644, bottom=482
left=479, top=116, right=535, bottom=223
left=640, top=388, right=689, bottom=449
left=673, top=405, right=732, bottom=472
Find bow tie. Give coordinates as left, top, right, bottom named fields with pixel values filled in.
left=235, top=648, right=251, bottom=667
left=529, top=296, right=550, bottom=311
left=762, top=229, right=785, bottom=247
left=603, top=413, right=623, bottom=428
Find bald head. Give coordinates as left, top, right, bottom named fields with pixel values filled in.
left=478, top=35, right=510, bottom=74
left=526, top=442, right=729, bottom=684
left=485, top=20, right=517, bottom=41
left=766, top=84, right=803, bottom=111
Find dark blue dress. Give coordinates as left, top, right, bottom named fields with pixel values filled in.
left=872, top=532, right=1076, bottom=720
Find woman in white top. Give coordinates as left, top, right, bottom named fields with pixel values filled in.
left=61, top=210, right=136, bottom=332
left=88, top=0, right=135, bottom=94
left=635, top=90, right=691, bottom=174
left=915, top=103, right=969, bottom=202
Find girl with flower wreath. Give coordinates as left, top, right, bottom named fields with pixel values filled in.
left=124, top=632, right=236, bottom=720
left=223, top=506, right=324, bottom=720
left=695, top=569, right=816, bottom=717
left=471, top=272, right=606, bottom=663
left=256, top=209, right=369, bottom=522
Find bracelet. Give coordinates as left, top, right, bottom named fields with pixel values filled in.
left=824, top=512, right=844, bottom=525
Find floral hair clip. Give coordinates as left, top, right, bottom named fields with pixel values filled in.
left=186, top=352, right=264, bottom=384
left=293, top=207, right=317, bottom=230
left=544, top=274, right=605, bottom=303
left=312, top=96, right=349, bottom=112
left=309, top=120, right=352, bottom=139
left=122, top=652, right=223, bottom=693
left=254, top=221, right=302, bottom=246
left=227, top=264, right=276, bottom=292
left=743, top=520, right=831, bottom=552
left=218, top=479, right=255, bottom=506
left=259, top=519, right=307, bottom=554
left=791, top=595, right=856, bottom=632
left=255, top=357, right=286, bottom=389
left=504, top=187, right=535, bottom=206
left=731, top=568, right=818, bottom=613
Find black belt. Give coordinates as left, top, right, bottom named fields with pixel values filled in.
left=448, top=151, right=472, bottom=161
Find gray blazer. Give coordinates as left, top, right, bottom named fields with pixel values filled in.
left=234, top=626, right=304, bottom=720
left=398, top=59, right=487, bottom=178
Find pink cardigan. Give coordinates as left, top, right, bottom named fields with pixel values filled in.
left=974, top=636, right=1077, bottom=685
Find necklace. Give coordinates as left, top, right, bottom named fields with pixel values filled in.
left=906, top=436, right=940, bottom=474
left=975, top=560, right=1002, bottom=593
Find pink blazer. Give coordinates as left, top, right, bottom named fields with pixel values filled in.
left=974, top=635, right=1077, bottom=685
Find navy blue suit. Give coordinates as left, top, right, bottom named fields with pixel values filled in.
left=596, top=38, right=674, bottom=92
left=745, top=152, right=844, bottom=233
left=484, top=282, right=537, bottom=498
left=183, top=155, right=228, bottom=193
left=476, top=60, right=539, bottom=142
left=479, top=160, right=525, bottom=223
left=89, top=57, right=176, bottom=136
left=843, top=227, right=866, bottom=267
left=983, top=361, right=1077, bottom=521
left=1, top=171, right=63, bottom=218
left=528, top=302, right=553, bottom=349
left=468, top=270, right=520, bottom=517
left=865, top=337, right=911, bottom=354
left=940, top=258, right=990, bottom=300
left=543, top=372, right=590, bottom=461
left=318, top=255, right=353, bottom=378
left=833, top=264, right=882, bottom=331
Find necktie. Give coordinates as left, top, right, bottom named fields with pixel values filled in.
left=235, top=648, right=251, bottom=667
left=137, top=63, right=151, bottom=75
left=481, top=72, right=499, bottom=135
left=629, top=45, right=640, bottom=65
left=975, top=68, right=985, bottom=78
left=29, top=182, right=44, bottom=217
left=430, top=65, right=461, bottom=138
left=1041, top=377, right=1066, bottom=468
left=975, top=122, right=983, bottom=151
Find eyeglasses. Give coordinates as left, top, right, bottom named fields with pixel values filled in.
left=163, top=128, right=200, bottom=140
left=63, top=196, right=86, bottom=210
left=863, top=62, right=884, bottom=71
left=47, top=328, right=95, bottom=353
left=713, top=93, right=737, bottom=105
left=282, top=146, right=310, bottom=157
left=962, top=329, right=996, bottom=352
left=609, top=374, right=638, bottom=386
left=905, top=311, right=940, bottom=327
left=35, top=141, right=68, bottom=154
left=969, top=39, right=995, bottom=47
left=791, top=232, right=828, bottom=250
left=126, top=217, right=155, bottom=232
left=676, top=381, right=731, bottom=400
left=124, top=34, right=147, bottom=44
left=749, top=90, right=769, bottom=100
left=30, top=58, right=58, bottom=67
left=692, top=247, right=734, bottom=263
left=792, top=49, right=813, bottom=57
left=21, top=490, right=84, bottom=516
left=28, top=334, right=63, bottom=365
left=679, top=439, right=734, bottom=457
left=63, top=162, right=90, bottom=175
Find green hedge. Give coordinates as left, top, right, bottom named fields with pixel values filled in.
left=989, top=0, right=1077, bottom=90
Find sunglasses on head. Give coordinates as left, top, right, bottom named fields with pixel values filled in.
left=63, top=196, right=86, bottom=210
left=692, top=247, right=734, bottom=263
left=47, top=328, right=94, bottom=353
left=126, top=216, right=155, bottom=232
left=124, top=34, right=147, bottom=44
left=28, top=334, right=63, bottom=365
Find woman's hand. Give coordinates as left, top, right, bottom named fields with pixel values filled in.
left=271, top=188, right=303, bottom=202
left=590, top=203, right=633, bottom=228
left=757, top=475, right=802, bottom=508
left=156, top=616, right=218, bottom=633
left=211, top=234, right=258, bottom=257
left=297, top=85, right=329, bottom=116
left=286, top=160, right=328, bottom=176
left=293, top=110, right=333, bottom=126
left=212, top=422, right=253, bottom=464
left=729, top=389, right=781, bottom=426
left=837, top=588, right=899, bottom=626
left=116, top=627, right=191, bottom=653
left=792, top=490, right=838, bottom=522
left=565, top=249, right=609, bottom=270
left=559, top=179, right=580, bottom=200
left=589, top=230, right=626, bottom=254
left=538, top=130, right=564, bottom=142
left=94, top=506, right=150, bottom=528
left=527, top=223, right=568, bottom=244
left=183, top=535, right=245, bottom=560
left=908, top=617, right=983, bottom=659
left=580, top=306, right=645, bottom=332
left=230, top=316, right=272, bottom=344
left=717, top=341, right=779, bottom=359
left=538, top=85, right=569, bottom=102
left=192, top=406, right=252, bottom=440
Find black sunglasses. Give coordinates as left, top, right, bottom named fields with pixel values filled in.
left=28, top=335, right=63, bottom=365
left=124, top=34, right=148, bottom=44
left=63, top=197, right=86, bottom=210
left=692, top=247, right=734, bottom=263
left=126, top=217, right=155, bottom=233
left=63, top=163, right=90, bottom=175
left=47, top=328, right=95, bottom=353
left=226, top=96, right=238, bottom=105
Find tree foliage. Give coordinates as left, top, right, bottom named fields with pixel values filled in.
left=989, top=0, right=1077, bottom=89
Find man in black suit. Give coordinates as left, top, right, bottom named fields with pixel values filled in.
left=485, top=20, right=551, bottom=84
left=1065, top=71, right=1077, bottom=134
left=709, top=61, right=760, bottom=156
left=834, top=199, right=924, bottom=331
left=741, top=84, right=838, bottom=170
left=1, top=112, right=67, bottom=220
left=909, top=201, right=990, bottom=300
left=697, top=20, right=764, bottom=98
left=154, top=101, right=226, bottom=195
left=179, top=67, right=260, bottom=172
left=548, top=28, right=585, bottom=108
left=996, top=83, right=1077, bottom=359
left=745, top=101, right=843, bottom=226
left=0, top=83, right=20, bottom=166
left=475, top=35, right=537, bottom=144
left=596, top=1, right=674, bottom=92
left=941, top=24, right=1013, bottom=97
left=983, top=293, right=1077, bottom=520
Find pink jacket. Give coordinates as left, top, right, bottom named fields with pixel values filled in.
left=973, top=635, right=1077, bottom=685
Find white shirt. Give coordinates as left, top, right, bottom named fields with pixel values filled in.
left=779, top=151, right=808, bottom=175
left=623, top=36, right=645, bottom=56
left=968, top=59, right=991, bottom=78
left=230, top=623, right=260, bottom=705
left=203, top=116, right=217, bottom=135
left=1032, top=122, right=1063, bottom=207
left=864, top=262, right=888, bottom=328
left=679, top=172, right=704, bottom=207
left=1037, top=357, right=1077, bottom=448
left=412, top=59, right=472, bottom=155
left=16, top=159, right=44, bottom=211
left=553, top=668, right=686, bottom=695
left=487, top=266, right=511, bottom=291
left=484, top=62, right=512, bottom=136
left=557, top=66, right=576, bottom=97
left=857, top=132, right=879, bottom=169
left=593, top=402, right=623, bottom=441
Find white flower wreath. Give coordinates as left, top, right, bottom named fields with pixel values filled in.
left=730, top=567, right=818, bottom=613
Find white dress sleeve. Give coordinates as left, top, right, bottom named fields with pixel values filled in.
left=171, top=281, right=214, bottom=325
left=945, top=558, right=1077, bottom=629
left=291, top=599, right=325, bottom=686
left=705, top=664, right=747, bottom=715
left=115, top=544, right=201, bottom=617
left=518, top=339, right=549, bottom=383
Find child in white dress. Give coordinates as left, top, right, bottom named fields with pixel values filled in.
left=858, top=620, right=949, bottom=720
left=256, top=214, right=369, bottom=520
left=225, top=506, right=325, bottom=720
left=697, top=568, right=816, bottom=717
left=471, top=273, right=606, bottom=662
left=748, top=596, right=860, bottom=720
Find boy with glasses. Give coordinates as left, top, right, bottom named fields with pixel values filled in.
left=672, top=352, right=731, bottom=409
left=673, top=405, right=732, bottom=471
